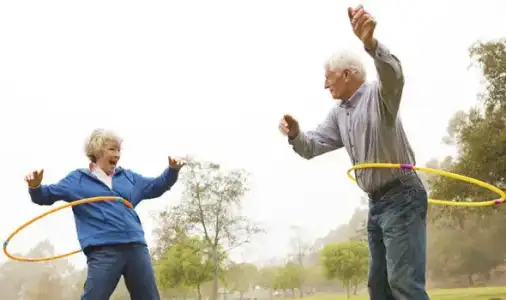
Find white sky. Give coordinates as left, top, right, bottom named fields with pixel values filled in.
left=0, top=0, right=504, bottom=269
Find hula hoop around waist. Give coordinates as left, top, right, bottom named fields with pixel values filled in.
left=3, top=196, right=133, bottom=262
left=347, top=163, right=506, bottom=207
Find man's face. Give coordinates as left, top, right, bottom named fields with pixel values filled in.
left=324, top=69, right=349, bottom=100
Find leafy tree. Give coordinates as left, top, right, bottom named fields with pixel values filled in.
left=426, top=39, right=506, bottom=284
left=156, top=232, right=225, bottom=300
left=225, top=263, right=258, bottom=299
left=304, top=265, right=332, bottom=293
left=154, top=157, right=262, bottom=300
left=273, top=262, right=304, bottom=298
left=320, top=241, right=368, bottom=299
left=430, top=39, right=506, bottom=220
left=257, top=266, right=278, bottom=298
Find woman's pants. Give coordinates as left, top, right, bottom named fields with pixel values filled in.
left=81, top=243, right=160, bottom=300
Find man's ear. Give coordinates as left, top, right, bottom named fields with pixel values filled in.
left=343, top=69, right=350, bottom=81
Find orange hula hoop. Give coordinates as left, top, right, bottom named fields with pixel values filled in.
left=3, top=196, right=133, bottom=262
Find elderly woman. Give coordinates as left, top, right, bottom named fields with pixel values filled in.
left=24, top=128, right=184, bottom=300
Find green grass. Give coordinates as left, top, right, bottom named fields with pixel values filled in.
left=304, top=286, right=506, bottom=300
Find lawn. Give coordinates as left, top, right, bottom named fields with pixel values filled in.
left=303, top=286, right=506, bottom=300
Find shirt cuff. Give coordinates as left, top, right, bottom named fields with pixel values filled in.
left=365, top=41, right=389, bottom=60
left=288, top=132, right=304, bottom=146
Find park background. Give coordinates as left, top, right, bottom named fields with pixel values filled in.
left=1, top=0, right=506, bottom=299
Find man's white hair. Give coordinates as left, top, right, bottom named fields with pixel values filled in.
left=324, top=50, right=366, bottom=80
left=84, top=128, right=122, bottom=163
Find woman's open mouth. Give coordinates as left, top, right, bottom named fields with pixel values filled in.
left=109, top=159, right=118, bottom=168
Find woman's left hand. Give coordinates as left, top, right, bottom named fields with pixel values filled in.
left=169, top=157, right=186, bottom=170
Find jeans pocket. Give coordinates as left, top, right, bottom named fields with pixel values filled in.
left=381, top=184, right=428, bottom=235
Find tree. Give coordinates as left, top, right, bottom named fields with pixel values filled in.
left=320, top=241, right=368, bottom=299
left=156, top=231, right=225, bottom=300
left=155, top=157, right=262, bottom=300
left=0, top=240, right=77, bottom=299
left=288, top=225, right=313, bottom=297
left=430, top=39, right=506, bottom=218
left=225, top=263, right=258, bottom=299
left=426, top=39, right=506, bottom=284
left=257, top=266, right=278, bottom=299
left=304, top=265, right=332, bottom=294
left=273, top=262, right=305, bottom=298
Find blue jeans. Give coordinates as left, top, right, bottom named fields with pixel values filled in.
left=367, top=174, right=430, bottom=300
left=81, top=243, right=160, bottom=300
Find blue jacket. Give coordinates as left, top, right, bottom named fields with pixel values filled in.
left=28, top=166, right=179, bottom=250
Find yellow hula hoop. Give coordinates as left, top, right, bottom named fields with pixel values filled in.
left=347, top=163, right=506, bottom=207
left=3, top=196, right=133, bottom=262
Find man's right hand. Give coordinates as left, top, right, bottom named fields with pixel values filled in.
left=279, top=114, right=300, bottom=139
left=25, top=169, right=44, bottom=189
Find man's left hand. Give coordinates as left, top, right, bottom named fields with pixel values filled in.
left=348, top=5, right=377, bottom=50
left=169, top=156, right=186, bottom=170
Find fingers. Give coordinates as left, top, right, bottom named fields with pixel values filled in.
left=283, top=114, right=295, bottom=123
left=279, top=116, right=291, bottom=136
left=349, top=5, right=374, bottom=32
left=278, top=122, right=289, bottom=136
left=279, top=114, right=299, bottom=137
left=24, top=173, right=33, bottom=182
left=168, top=157, right=185, bottom=168
left=25, top=169, right=43, bottom=181
left=25, top=169, right=44, bottom=188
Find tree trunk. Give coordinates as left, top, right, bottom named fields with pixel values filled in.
left=212, top=247, right=219, bottom=300
left=468, top=274, right=474, bottom=286
left=353, top=284, right=358, bottom=295
left=197, top=284, right=202, bottom=300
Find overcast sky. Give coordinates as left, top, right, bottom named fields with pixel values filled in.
left=0, top=0, right=504, bottom=269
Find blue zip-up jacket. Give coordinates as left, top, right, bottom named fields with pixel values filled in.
left=28, top=166, right=179, bottom=250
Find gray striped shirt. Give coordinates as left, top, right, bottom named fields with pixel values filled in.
left=289, top=42, right=416, bottom=193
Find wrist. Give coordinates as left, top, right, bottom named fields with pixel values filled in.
left=363, top=38, right=377, bottom=52
left=288, top=131, right=300, bottom=140
left=28, top=184, right=41, bottom=189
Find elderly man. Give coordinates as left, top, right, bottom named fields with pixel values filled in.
left=279, top=5, right=429, bottom=300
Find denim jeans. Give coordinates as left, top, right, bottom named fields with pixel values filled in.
left=367, top=173, right=430, bottom=300
left=81, top=243, right=160, bottom=300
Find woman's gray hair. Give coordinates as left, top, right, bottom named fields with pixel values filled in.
left=84, top=129, right=122, bottom=163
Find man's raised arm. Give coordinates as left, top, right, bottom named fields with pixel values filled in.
left=366, top=40, right=405, bottom=118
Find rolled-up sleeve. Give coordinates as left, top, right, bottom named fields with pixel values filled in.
left=366, top=41, right=405, bottom=118
left=288, top=107, right=343, bottom=159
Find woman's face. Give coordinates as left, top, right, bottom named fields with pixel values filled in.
left=96, top=141, right=121, bottom=175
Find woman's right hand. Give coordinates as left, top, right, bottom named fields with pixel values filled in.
left=25, top=169, right=44, bottom=189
